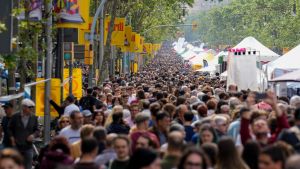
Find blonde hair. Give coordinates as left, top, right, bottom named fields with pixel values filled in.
left=104, top=105, right=124, bottom=127
left=80, top=124, right=95, bottom=139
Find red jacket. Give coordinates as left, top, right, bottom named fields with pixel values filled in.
left=240, top=114, right=290, bottom=145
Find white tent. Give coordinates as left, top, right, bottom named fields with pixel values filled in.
left=189, top=52, right=208, bottom=64
left=266, top=44, right=300, bottom=79
left=234, top=36, right=279, bottom=62
left=221, top=68, right=268, bottom=91
left=180, top=50, right=197, bottom=60
left=269, top=69, right=300, bottom=82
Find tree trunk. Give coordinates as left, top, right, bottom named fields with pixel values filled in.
left=100, top=0, right=119, bottom=83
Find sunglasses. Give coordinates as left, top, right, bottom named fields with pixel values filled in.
left=27, top=106, right=34, bottom=109
left=61, top=120, right=69, bottom=123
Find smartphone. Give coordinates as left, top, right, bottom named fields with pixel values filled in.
left=256, top=92, right=267, bottom=100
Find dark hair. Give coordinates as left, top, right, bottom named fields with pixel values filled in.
left=294, top=108, right=300, bottom=120
left=216, top=100, right=228, bottom=114
left=136, top=90, right=145, bottom=100
left=242, top=141, right=260, bottom=169
left=149, top=102, right=161, bottom=117
left=0, top=148, right=24, bottom=166
left=216, top=137, right=248, bottom=169
left=261, top=144, right=288, bottom=168
left=87, top=88, right=93, bottom=95
left=81, top=138, right=98, bottom=154
left=163, top=103, right=176, bottom=119
left=202, top=143, right=218, bottom=167
left=126, top=148, right=158, bottom=169
left=49, top=136, right=71, bottom=155
left=70, top=110, right=81, bottom=120
left=199, top=124, right=218, bottom=144
left=184, top=111, right=194, bottom=122
left=176, top=96, right=186, bottom=106
left=239, top=107, right=250, bottom=116
left=141, top=100, right=150, bottom=110
left=156, top=111, right=169, bottom=122
left=177, top=147, right=208, bottom=169
left=93, top=126, right=107, bottom=142
left=112, top=112, right=123, bottom=123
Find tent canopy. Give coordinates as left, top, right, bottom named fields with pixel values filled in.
left=269, top=69, right=300, bottom=82
left=234, top=36, right=279, bottom=62
left=267, top=44, right=300, bottom=71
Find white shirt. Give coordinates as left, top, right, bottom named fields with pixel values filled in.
left=64, top=104, right=80, bottom=116
left=59, top=126, right=81, bottom=144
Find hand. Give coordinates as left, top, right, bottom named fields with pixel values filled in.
left=264, top=90, right=277, bottom=107
left=27, top=134, right=34, bottom=142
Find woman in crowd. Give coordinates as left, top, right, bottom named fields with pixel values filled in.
left=216, top=137, right=249, bottom=169
left=177, top=148, right=208, bottom=169
left=93, top=111, right=106, bottom=126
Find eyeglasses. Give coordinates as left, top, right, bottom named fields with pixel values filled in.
left=61, top=120, right=69, bottom=123
left=27, top=106, right=34, bottom=109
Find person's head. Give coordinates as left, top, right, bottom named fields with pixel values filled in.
left=294, top=107, right=300, bottom=125
left=127, top=148, right=161, bottom=169
left=49, top=136, right=71, bottom=155
left=167, top=131, right=184, bottom=153
left=290, top=95, right=300, bottom=108
left=135, top=113, right=150, bottom=130
left=113, top=135, right=131, bottom=160
left=286, top=155, right=300, bottom=169
left=197, top=104, right=208, bottom=118
left=130, top=104, right=140, bottom=120
left=2, top=103, right=13, bottom=116
left=220, top=105, right=230, bottom=114
left=149, top=102, right=161, bottom=119
left=177, top=104, right=188, bottom=120
left=81, top=137, right=99, bottom=158
left=70, top=110, right=83, bottom=129
left=228, top=97, right=241, bottom=110
left=184, top=111, right=194, bottom=123
left=217, top=137, right=247, bottom=169
left=65, top=95, right=75, bottom=105
left=259, top=144, right=287, bottom=169
left=135, top=134, right=153, bottom=150
left=202, top=143, right=218, bottom=167
left=156, top=112, right=170, bottom=132
left=199, top=124, right=217, bottom=144
left=251, top=118, right=270, bottom=145
left=178, top=148, right=208, bottom=169
left=106, top=133, right=118, bottom=148
left=80, top=124, right=95, bottom=140
left=58, top=115, right=70, bottom=129
left=242, top=140, right=261, bottom=169
left=213, top=115, right=228, bottom=134
left=0, top=149, right=24, bottom=169
left=163, top=103, right=176, bottom=119
left=87, top=88, right=93, bottom=95
left=21, top=99, right=35, bottom=115
left=169, top=124, right=186, bottom=138
left=93, top=111, right=105, bottom=126
left=82, top=110, right=93, bottom=124
left=93, top=126, right=107, bottom=143
left=228, top=84, right=238, bottom=92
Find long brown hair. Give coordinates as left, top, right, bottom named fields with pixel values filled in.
left=216, top=137, right=249, bottom=169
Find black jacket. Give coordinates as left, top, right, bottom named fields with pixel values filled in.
left=8, top=112, right=39, bottom=150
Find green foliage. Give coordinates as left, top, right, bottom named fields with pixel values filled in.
left=186, top=0, right=300, bottom=51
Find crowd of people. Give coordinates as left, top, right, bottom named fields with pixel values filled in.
left=1, top=44, right=300, bottom=169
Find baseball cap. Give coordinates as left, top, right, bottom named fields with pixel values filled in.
left=2, top=102, right=13, bottom=108
left=21, top=99, right=35, bottom=107
left=82, top=110, right=92, bottom=117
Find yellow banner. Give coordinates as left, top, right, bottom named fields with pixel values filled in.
left=138, top=37, right=144, bottom=53
left=63, top=68, right=83, bottom=100
left=143, top=43, right=153, bottom=54
left=104, top=17, right=126, bottom=46
left=123, top=26, right=132, bottom=52
left=135, top=34, right=141, bottom=53
left=36, top=78, right=61, bottom=117
left=56, top=0, right=90, bottom=29
left=130, top=32, right=137, bottom=52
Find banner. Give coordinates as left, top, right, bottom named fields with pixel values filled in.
left=138, top=37, right=144, bottom=53
left=130, top=32, right=137, bottom=52
left=104, top=17, right=126, bottom=46
left=123, top=26, right=132, bottom=52
left=135, top=34, right=141, bottom=53
left=54, top=0, right=90, bottom=29
left=36, top=78, right=61, bottom=117
left=63, top=68, right=83, bottom=100
left=143, top=43, right=153, bottom=55
left=227, top=52, right=258, bottom=91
